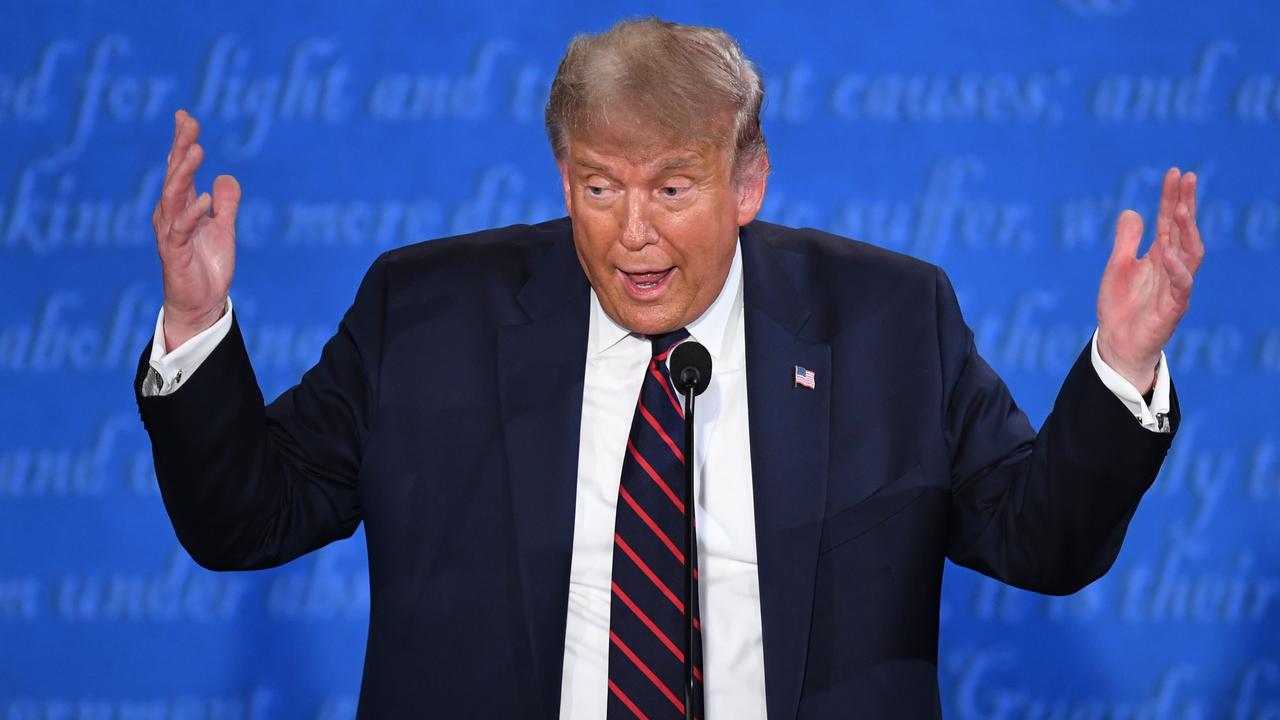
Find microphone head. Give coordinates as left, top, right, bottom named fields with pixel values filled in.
left=669, top=341, right=713, bottom=397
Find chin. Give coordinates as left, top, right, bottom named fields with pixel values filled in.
left=612, top=305, right=682, bottom=336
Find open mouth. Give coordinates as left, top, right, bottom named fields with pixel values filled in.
left=620, top=267, right=675, bottom=297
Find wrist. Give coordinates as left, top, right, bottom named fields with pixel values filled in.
left=1096, top=331, right=1157, bottom=395
left=163, top=299, right=227, bottom=350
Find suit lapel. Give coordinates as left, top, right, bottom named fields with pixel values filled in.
left=497, top=226, right=590, bottom=720
left=742, top=224, right=832, bottom=720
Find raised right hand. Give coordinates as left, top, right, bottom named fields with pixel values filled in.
left=152, top=109, right=241, bottom=350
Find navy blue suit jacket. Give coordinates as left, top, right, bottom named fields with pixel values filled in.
left=136, top=217, right=1177, bottom=718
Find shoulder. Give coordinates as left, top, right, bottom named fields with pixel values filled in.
left=374, top=216, right=575, bottom=289
left=742, top=220, right=951, bottom=334
left=744, top=220, right=940, bottom=286
left=343, top=216, right=579, bottom=327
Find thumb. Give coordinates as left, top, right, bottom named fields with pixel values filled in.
left=1110, top=209, right=1144, bottom=265
left=211, top=174, right=242, bottom=225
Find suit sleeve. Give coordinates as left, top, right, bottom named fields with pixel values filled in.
left=134, top=256, right=388, bottom=571
left=935, top=268, right=1178, bottom=595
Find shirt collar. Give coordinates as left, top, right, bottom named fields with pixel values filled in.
left=590, top=238, right=743, bottom=361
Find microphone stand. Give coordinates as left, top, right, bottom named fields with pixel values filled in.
left=671, top=340, right=709, bottom=720
left=681, top=385, right=697, bottom=720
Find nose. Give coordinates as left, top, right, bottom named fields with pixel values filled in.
left=619, top=192, right=657, bottom=251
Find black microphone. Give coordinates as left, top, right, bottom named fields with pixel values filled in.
left=670, top=341, right=712, bottom=397
left=668, top=340, right=711, bottom=720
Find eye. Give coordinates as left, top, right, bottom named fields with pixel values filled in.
left=660, top=185, right=688, bottom=198
left=585, top=182, right=615, bottom=198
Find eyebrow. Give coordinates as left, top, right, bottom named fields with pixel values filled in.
left=655, top=154, right=700, bottom=171
left=572, top=158, right=612, bottom=173
left=570, top=153, right=704, bottom=175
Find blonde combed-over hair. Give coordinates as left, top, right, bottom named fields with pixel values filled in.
left=545, top=18, right=769, bottom=183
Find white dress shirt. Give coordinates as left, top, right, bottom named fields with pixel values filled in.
left=143, top=242, right=1172, bottom=719
left=559, top=244, right=767, bottom=718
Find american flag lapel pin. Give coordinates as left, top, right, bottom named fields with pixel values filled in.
left=794, top=365, right=816, bottom=389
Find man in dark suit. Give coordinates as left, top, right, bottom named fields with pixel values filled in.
left=137, top=18, right=1203, bottom=719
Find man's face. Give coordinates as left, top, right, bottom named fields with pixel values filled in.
left=558, top=126, right=766, bottom=335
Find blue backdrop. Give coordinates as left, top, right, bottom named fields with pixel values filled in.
left=2, top=0, right=1277, bottom=716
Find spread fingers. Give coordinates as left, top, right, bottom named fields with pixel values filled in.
left=167, top=192, right=213, bottom=247
left=159, top=142, right=204, bottom=220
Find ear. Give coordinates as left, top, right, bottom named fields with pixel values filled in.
left=734, top=156, right=768, bottom=227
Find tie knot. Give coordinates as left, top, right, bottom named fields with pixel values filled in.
left=648, top=328, right=689, bottom=359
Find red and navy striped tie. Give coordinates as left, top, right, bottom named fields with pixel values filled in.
left=607, top=329, right=705, bottom=720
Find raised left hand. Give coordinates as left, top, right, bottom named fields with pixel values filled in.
left=1096, top=167, right=1205, bottom=394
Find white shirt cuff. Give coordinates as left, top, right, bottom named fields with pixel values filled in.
left=142, top=299, right=234, bottom=397
left=1089, top=328, right=1172, bottom=433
